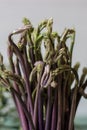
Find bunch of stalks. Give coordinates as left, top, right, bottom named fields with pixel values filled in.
left=0, top=18, right=87, bottom=130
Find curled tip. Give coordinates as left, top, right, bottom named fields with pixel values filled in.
left=51, top=81, right=57, bottom=88
left=39, top=19, right=48, bottom=26
left=74, top=62, right=80, bottom=71
left=75, top=62, right=80, bottom=66
left=45, top=64, right=50, bottom=74
left=34, top=61, right=44, bottom=72
left=12, top=25, right=33, bottom=35
left=43, top=72, right=52, bottom=88
left=22, top=17, right=32, bottom=25
left=48, top=17, right=53, bottom=24
left=34, top=61, right=44, bottom=67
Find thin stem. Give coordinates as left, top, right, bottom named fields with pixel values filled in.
left=68, top=86, right=78, bottom=130
left=10, top=87, right=35, bottom=130
left=15, top=58, right=21, bottom=76
left=38, top=88, right=44, bottom=130
left=33, top=64, right=44, bottom=129
left=62, top=72, right=69, bottom=130
left=57, top=75, right=62, bottom=130
left=27, top=31, right=35, bottom=66
left=15, top=57, right=27, bottom=103
left=70, top=31, right=75, bottom=66
left=51, top=87, right=58, bottom=130
left=22, top=42, right=31, bottom=77
left=45, top=86, right=53, bottom=130
left=11, top=90, right=29, bottom=130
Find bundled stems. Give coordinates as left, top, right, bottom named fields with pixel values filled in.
left=8, top=33, right=34, bottom=116
left=0, top=18, right=87, bottom=130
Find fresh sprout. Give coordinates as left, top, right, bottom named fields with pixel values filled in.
left=0, top=18, right=87, bottom=130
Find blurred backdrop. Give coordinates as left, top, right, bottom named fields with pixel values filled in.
left=0, top=0, right=87, bottom=129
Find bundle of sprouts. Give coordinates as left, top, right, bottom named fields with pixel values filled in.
left=0, top=18, right=87, bottom=130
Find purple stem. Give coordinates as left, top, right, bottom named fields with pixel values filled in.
left=11, top=87, right=35, bottom=130
left=45, top=86, right=52, bottom=130
left=11, top=91, right=29, bottom=130
left=33, top=65, right=44, bottom=129
left=22, top=44, right=31, bottom=77
left=15, top=57, right=27, bottom=103
left=38, top=88, right=44, bottom=130
left=57, top=75, right=62, bottom=130
left=62, top=75, right=69, bottom=130
left=68, top=86, right=78, bottom=130
left=15, top=58, right=21, bottom=76
left=8, top=46, right=29, bottom=130
left=51, top=88, right=58, bottom=130
left=8, top=34, right=34, bottom=116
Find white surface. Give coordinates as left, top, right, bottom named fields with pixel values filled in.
left=0, top=0, right=87, bottom=117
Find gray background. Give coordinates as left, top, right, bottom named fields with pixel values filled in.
left=0, top=0, right=87, bottom=120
